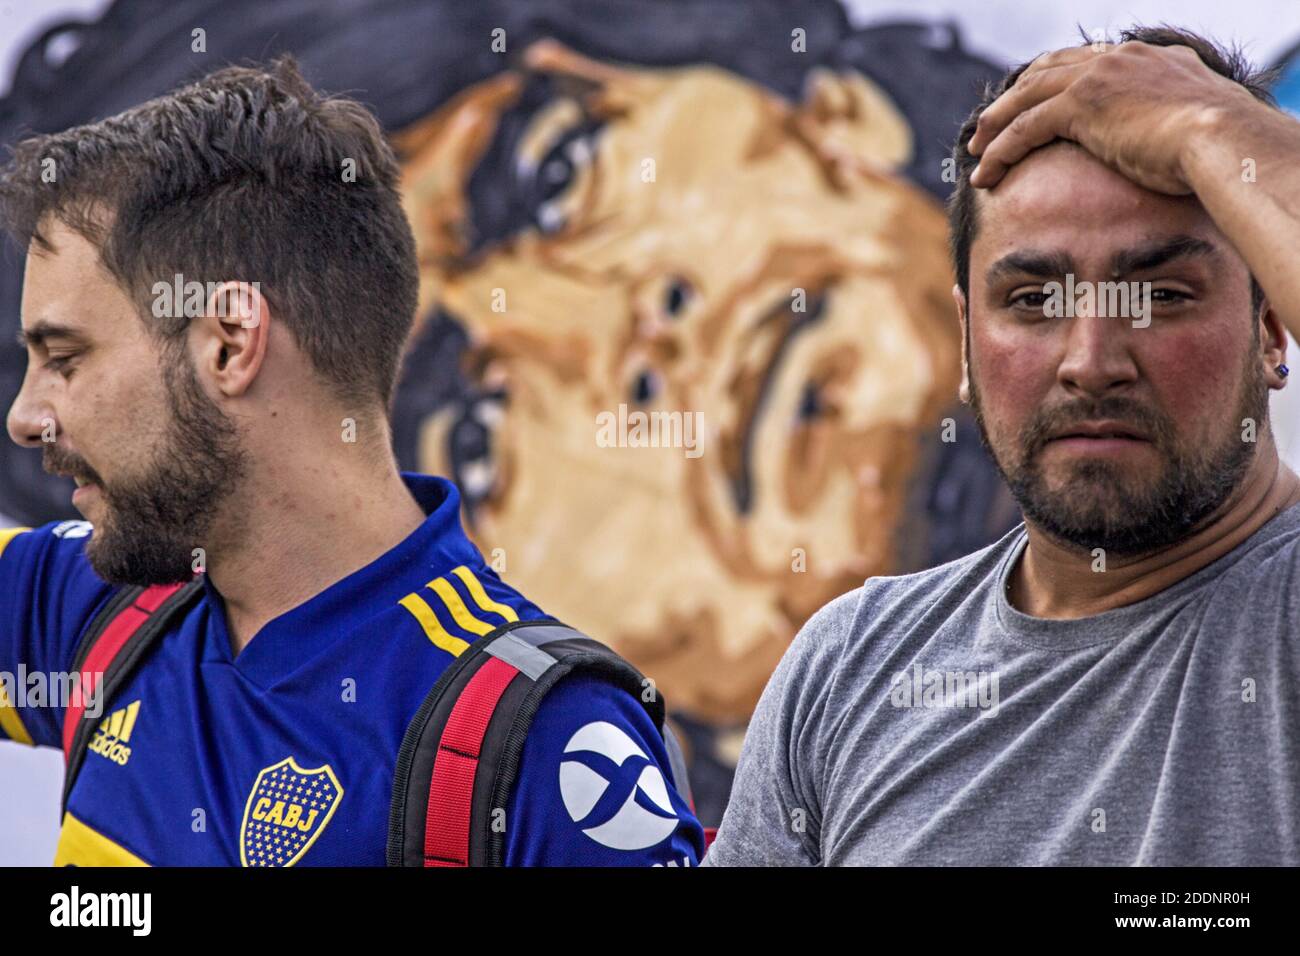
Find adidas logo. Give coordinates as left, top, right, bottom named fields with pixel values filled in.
left=88, top=700, right=141, bottom=766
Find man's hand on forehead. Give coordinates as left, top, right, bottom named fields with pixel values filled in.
left=966, top=40, right=1261, bottom=195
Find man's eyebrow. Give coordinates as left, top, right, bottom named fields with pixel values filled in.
left=984, top=236, right=1220, bottom=287
left=1111, top=236, right=1219, bottom=276
left=15, top=320, right=87, bottom=348
left=985, top=250, right=1077, bottom=284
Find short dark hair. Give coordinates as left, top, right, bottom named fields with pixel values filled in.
left=947, top=26, right=1280, bottom=314
left=0, top=55, right=417, bottom=411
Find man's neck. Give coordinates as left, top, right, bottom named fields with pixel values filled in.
left=1009, top=449, right=1300, bottom=619
left=204, top=451, right=429, bottom=656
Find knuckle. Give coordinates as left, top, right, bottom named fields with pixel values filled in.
left=1034, top=49, right=1066, bottom=69
left=1089, top=52, right=1123, bottom=80
left=1008, top=110, right=1035, bottom=136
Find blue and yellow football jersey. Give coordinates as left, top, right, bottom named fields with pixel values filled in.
left=0, top=473, right=704, bottom=866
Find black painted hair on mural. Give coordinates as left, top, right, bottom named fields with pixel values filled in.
left=946, top=25, right=1281, bottom=313
left=0, top=54, right=418, bottom=413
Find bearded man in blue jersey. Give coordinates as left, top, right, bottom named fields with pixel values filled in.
left=0, top=56, right=704, bottom=867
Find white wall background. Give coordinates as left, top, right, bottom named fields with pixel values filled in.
left=844, top=0, right=1298, bottom=68
left=2, top=0, right=1298, bottom=865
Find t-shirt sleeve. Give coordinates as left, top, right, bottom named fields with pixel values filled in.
left=0, top=522, right=116, bottom=748
left=701, top=588, right=858, bottom=866
left=504, top=672, right=706, bottom=866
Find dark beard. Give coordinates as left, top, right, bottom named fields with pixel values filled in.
left=970, top=346, right=1267, bottom=558
left=54, top=346, right=248, bottom=586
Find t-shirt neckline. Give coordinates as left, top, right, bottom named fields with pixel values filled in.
left=992, top=499, right=1300, bottom=651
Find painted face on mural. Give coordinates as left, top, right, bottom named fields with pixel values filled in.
left=395, top=41, right=961, bottom=720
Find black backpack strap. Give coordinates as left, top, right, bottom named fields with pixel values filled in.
left=387, top=618, right=669, bottom=867
left=61, top=576, right=204, bottom=816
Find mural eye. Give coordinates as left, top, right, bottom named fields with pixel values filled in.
left=664, top=277, right=692, bottom=318
left=797, top=381, right=822, bottom=422
left=526, top=122, right=600, bottom=234
left=631, top=368, right=660, bottom=405
left=450, top=394, right=505, bottom=515
left=539, top=152, right=574, bottom=200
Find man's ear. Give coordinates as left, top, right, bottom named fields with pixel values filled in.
left=1258, top=295, right=1290, bottom=389
left=953, top=283, right=971, bottom=404
left=793, top=67, right=912, bottom=172
left=199, top=281, right=271, bottom=398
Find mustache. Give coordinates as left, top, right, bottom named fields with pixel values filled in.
left=42, top=447, right=103, bottom=485
left=1024, top=398, right=1168, bottom=452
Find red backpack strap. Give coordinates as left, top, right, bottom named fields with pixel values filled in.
left=61, top=577, right=204, bottom=815
left=387, top=619, right=671, bottom=867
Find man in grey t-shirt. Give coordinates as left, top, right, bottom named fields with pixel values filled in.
left=706, top=27, right=1300, bottom=866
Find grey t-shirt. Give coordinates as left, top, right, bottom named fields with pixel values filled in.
left=705, top=504, right=1300, bottom=865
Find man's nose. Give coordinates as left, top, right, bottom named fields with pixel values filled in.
left=1056, top=310, right=1139, bottom=397
left=6, top=374, right=56, bottom=448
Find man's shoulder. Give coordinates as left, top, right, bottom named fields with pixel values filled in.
left=381, top=561, right=547, bottom=657
left=872, top=524, right=1023, bottom=597
left=0, top=521, right=119, bottom=747
left=792, top=527, right=1023, bottom=660
left=374, top=579, right=705, bottom=865
left=2, top=519, right=97, bottom=566
left=1, top=520, right=117, bottom=630
left=1206, top=501, right=1300, bottom=609
left=1236, top=502, right=1300, bottom=569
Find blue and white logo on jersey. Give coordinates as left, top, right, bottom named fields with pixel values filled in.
left=558, top=720, right=678, bottom=850
left=53, top=520, right=93, bottom=539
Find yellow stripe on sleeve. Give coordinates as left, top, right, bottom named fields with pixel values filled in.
left=450, top=566, right=519, bottom=623
left=0, top=526, right=32, bottom=559
left=428, top=576, right=496, bottom=636
left=0, top=681, right=33, bottom=746
left=398, top=593, right=471, bottom=657
left=53, top=812, right=150, bottom=867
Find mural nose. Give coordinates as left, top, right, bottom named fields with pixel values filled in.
left=719, top=288, right=829, bottom=515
